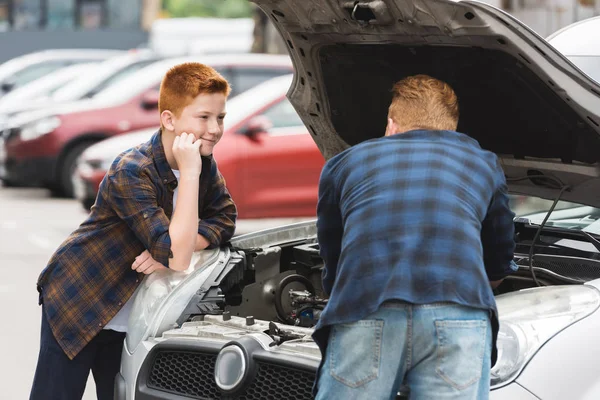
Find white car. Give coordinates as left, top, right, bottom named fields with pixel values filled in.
left=116, top=3, right=600, bottom=400
left=0, top=63, right=98, bottom=112
left=0, top=48, right=123, bottom=97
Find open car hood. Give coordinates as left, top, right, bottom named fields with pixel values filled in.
left=251, top=0, right=600, bottom=207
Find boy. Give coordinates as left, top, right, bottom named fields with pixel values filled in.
left=30, top=62, right=237, bottom=400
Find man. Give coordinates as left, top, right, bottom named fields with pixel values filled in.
left=30, top=62, right=237, bottom=399
left=313, top=74, right=517, bottom=399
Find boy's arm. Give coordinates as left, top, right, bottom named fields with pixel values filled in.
left=110, top=133, right=202, bottom=271
left=196, top=158, right=237, bottom=250
left=108, top=168, right=174, bottom=268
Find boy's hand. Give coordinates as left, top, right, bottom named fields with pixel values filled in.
left=172, top=132, right=202, bottom=177
left=132, top=250, right=168, bottom=275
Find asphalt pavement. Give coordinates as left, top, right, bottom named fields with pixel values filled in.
left=0, top=185, right=312, bottom=399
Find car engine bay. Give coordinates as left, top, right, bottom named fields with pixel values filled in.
left=175, top=219, right=600, bottom=338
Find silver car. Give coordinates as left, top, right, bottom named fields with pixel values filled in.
left=116, top=2, right=600, bottom=400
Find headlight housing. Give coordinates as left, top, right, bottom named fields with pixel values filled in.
left=125, top=248, right=226, bottom=353
left=20, top=116, right=61, bottom=141
left=491, top=285, right=600, bottom=388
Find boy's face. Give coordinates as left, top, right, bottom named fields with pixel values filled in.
left=164, top=92, right=227, bottom=157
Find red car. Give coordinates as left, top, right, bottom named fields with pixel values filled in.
left=74, top=74, right=325, bottom=219
left=3, top=53, right=293, bottom=197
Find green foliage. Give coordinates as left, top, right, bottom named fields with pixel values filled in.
left=163, top=0, right=253, bottom=18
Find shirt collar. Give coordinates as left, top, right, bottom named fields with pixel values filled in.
left=387, top=129, right=482, bottom=148
left=151, top=129, right=177, bottom=186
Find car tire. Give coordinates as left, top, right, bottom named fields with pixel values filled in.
left=53, top=141, right=98, bottom=198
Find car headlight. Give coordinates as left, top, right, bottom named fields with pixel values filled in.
left=125, top=248, right=227, bottom=353
left=491, top=285, right=600, bottom=388
left=20, top=116, right=61, bottom=141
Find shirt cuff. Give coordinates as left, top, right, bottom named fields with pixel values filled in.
left=150, top=232, right=172, bottom=267
left=197, top=224, right=221, bottom=249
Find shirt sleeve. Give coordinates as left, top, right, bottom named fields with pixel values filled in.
left=198, top=159, right=237, bottom=248
left=107, top=168, right=172, bottom=267
left=481, top=173, right=519, bottom=281
left=316, top=161, right=344, bottom=296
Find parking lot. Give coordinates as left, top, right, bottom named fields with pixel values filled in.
left=0, top=185, right=312, bottom=399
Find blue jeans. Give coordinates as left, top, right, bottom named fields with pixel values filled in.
left=315, top=301, right=492, bottom=400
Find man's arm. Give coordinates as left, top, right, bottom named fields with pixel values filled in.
left=195, top=158, right=237, bottom=250
left=481, top=178, right=519, bottom=285
left=316, top=162, right=343, bottom=296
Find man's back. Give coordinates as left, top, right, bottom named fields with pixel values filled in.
left=317, top=129, right=512, bottom=329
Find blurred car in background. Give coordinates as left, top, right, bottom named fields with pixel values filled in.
left=0, top=63, right=98, bottom=112
left=0, top=48, right=123, bottom=97
left=73, top=74, right=324, bottom=218
left=546, top=15, right=600, bottom=84
left=0, top=49, right=161, bottom=118
left=2, top=54, right=293, bottom=197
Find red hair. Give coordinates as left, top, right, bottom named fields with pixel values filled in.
left=159, top=62, right=231, bottom=120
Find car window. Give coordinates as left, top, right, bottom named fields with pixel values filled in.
left=9, top=61, right=69, bottom=88
left=260, top=98, right=304, bottom=130
left=232, top=67, right=290, bottom=97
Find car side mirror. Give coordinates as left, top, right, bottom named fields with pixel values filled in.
left=242, top=115, right=272, bottom=141
left=140, top=90, right=160, bottom=110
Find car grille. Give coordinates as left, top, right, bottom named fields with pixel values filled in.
left=147, top=350, right=315, bottom=400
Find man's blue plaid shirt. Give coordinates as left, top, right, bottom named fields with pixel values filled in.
left=313, top=129, right=518, bottom=367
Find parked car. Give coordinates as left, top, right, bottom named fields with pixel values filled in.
left=2, top=54, right=293, bottom=197
left=114, top=3, right=600, bottom=400
left=0, top=63, right=98, bottom=112
left=0, top=49, right=162, bottom=120
left=546, top=15, right=600, bottom=84
left=0, top=48, right=123, bottom=97
left=73, top=74, right=324, bottom=218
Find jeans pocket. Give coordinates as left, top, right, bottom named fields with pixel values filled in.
left=435, top=319, right=487, bottom=390
left=329, top=319, right=383, bottom=388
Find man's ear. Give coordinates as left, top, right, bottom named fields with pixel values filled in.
left=385, top=118, right=397, bottom=137
left=160, top=110, right=175, bottom=131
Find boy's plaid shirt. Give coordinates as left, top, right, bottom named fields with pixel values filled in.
left=37, top=130, right=237, bottom=359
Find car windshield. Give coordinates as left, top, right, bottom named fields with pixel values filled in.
left=51, top=59, right=157, bottom=102
left=510, top=195, right=600, bottom=234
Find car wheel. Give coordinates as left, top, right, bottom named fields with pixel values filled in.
left=53, top=142, right=98, bottom=198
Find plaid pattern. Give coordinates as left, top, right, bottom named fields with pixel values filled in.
left=313, top=130, right=517, bottom=364
left=37, top=130, right=236, bottom=359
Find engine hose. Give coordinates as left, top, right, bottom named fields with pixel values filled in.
left=274, top=274, right=315, bottom=324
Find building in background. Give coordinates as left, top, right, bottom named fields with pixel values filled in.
left=0, top=0, right=161, bottom=31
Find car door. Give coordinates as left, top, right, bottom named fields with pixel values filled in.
left=238, top=97, right=325, bottom=219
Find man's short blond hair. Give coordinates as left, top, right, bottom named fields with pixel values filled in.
left=388, top=74, right=459, bottom=132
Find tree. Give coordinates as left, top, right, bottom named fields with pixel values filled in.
left=162, top=0, right=252, bottom=18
